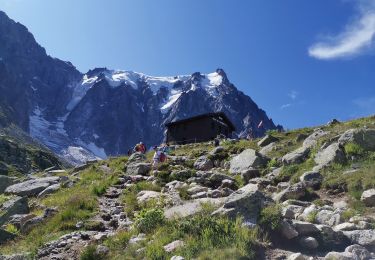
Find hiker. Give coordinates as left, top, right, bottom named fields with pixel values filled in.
left=161, top=143, right=171, bottom=155
left=214, top=136, right=220, bottom=147
left=246, top=129, right=254, bottom=140
left=127, top=148, right=133, bottom=156
left=152, top=146, right=161, bottom=168
left=139, top=142, right=146, bottom=154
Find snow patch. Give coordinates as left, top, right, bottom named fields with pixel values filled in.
left=161, top=92, right=182, bottom=113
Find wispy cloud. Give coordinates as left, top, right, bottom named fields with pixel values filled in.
left=308, top=1, right=375, bottom=60
left=288, top=90, right=298, bottom=100
left=280, top=103, right=292, bottom=109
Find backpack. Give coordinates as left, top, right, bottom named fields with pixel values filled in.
left=159, top=152, right=166, bottom=162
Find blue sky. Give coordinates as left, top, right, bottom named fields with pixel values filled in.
left=0, top=0, right=374, bottom=129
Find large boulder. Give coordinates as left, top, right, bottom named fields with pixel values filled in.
left=280, top=220, right=299, bottom=239
left=343, top=230, right=375, bottom=250
left=37, top=184, right=61, bottom=198
left=298, top=236, right=319, bottom=250
left=338, top=128, right=375, bottom=151
left=324, top=244, right=371, bottom=260
left=208, top=173, right=235, bottom=188
left=316, top=225, right=350, bottom=250
left=273, top=182, right=306, bottom=202
left=0, top=176, right=17, bottom=193
left=0, top=196, right=29, bottom=226
left=299, top=171, right=322, bottom=189
left=257, top=135, right=279, bottom=147
left=229, top=149, right=269, bottom=174
left=126, top=163, right=151, bottom=176
left=194, top=156, right=213, bottom=171
left=136, top=191, right=162, bottom=204
left=282, top=146, right=310, bottom=165
left=360, top=189, right=375, bottom=207
left=303, top=129, right=328, bottom=148
left=314, top=143, right=346, bottom=170
left=291, top=220, right=320, bottom=236
left=164, top=198, right=226, bottom=219
left=212, top=184, right=269, bottom=223
left=5, top=177, right=60, bottom=197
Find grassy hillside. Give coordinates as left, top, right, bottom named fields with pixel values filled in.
left=0, top=115, right=374, bottom=259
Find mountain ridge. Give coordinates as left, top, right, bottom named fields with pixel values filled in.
left=0, top=10, right=281, bottom=164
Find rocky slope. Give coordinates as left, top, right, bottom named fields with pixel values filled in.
left=0, top=116, right=374, bottom=259
left=0, top=11, right=280, bottom=165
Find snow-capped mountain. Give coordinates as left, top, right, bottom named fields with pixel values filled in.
left=0, top=11, right=281, bottom=164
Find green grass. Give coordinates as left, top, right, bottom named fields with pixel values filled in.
left=259, top=204, right=282, bottom=231
left=0, top=165, right=117, bottom=256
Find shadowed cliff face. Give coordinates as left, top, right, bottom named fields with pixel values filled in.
left=0, top=11, right=281, bottom=164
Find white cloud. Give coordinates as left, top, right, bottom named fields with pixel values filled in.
left=308, top=1, right=375, bottom=60
left=280, top=103, right=292, bottom=109
left=288, top=90, right=298, bottom=100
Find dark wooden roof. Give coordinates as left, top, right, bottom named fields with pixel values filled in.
left=165, top=112, right=236, bottom=131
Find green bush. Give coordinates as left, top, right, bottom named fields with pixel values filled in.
left=344, top=143, right=364, bottom=157
left=259, top=204, right=282, bottom=231
left=4, top=224, right=19, bottom=235
left=135, top=208, right=165, bottom=233
left=80, top=245, right=104, bottom=260
left=92, top=183, right=107, bottom=196
left=306, top=211, right=318, bottom=223
left=267, top=158, right=280, bottom=169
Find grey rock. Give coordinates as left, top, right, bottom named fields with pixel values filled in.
left=360, top=189, right=375, bottom=207
left=170, top=256, right=185, bottom=260
left=96, top=245, right=109, bottom=256
left=0, top=196, right=29, bottom=226
left=212, top=184, right=268, bottom=223
left=298, top=236, right=319, bottom=250
left=317, top=224, right=350, bottom=249
left=273, top=182, right=306, bottom=202
left=314, top=143, right=346, bottom=170
left=194, top=156, right=213, bottom=171
left=208, top=173, right=235, bottom=188
left=287, top=253, right=307, bottom=260
left=282, top=146, right=310, bottom=165
left=303, top=129, right=328, bottom=148
left=299, top=171, right=322, bottom=188
left=5, top=177, right=60, bottom=197
left=210, top=146, right=224, bottom=155
left=38, top=183, right=61, bottom=198
left=324, top=244, right=371, bottom=260
left=338, top=128, right=375, bottom=151
left=126, top=163, right=151, bottom=176
left=259, top=142, right=277, bottom=155
left=165, top=198, right=225, bottom=219
left=191, top=191, right=208, bottom=199
left=343, top=230, right=375, bottom=250
left=163, top=240, right=184, bottom=253
left=240, top=169, right=260, bottom=184
left=229, top=149, right=269, bottom=174
left=280, top=220, right=299, bottom=239
left=257, top=135, right=278, bottom=147
left=291, top=220, right=320, bottom=235
left=136, top=191, right=162, bottom=204
left=187, top=185, right=208, bottom=195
